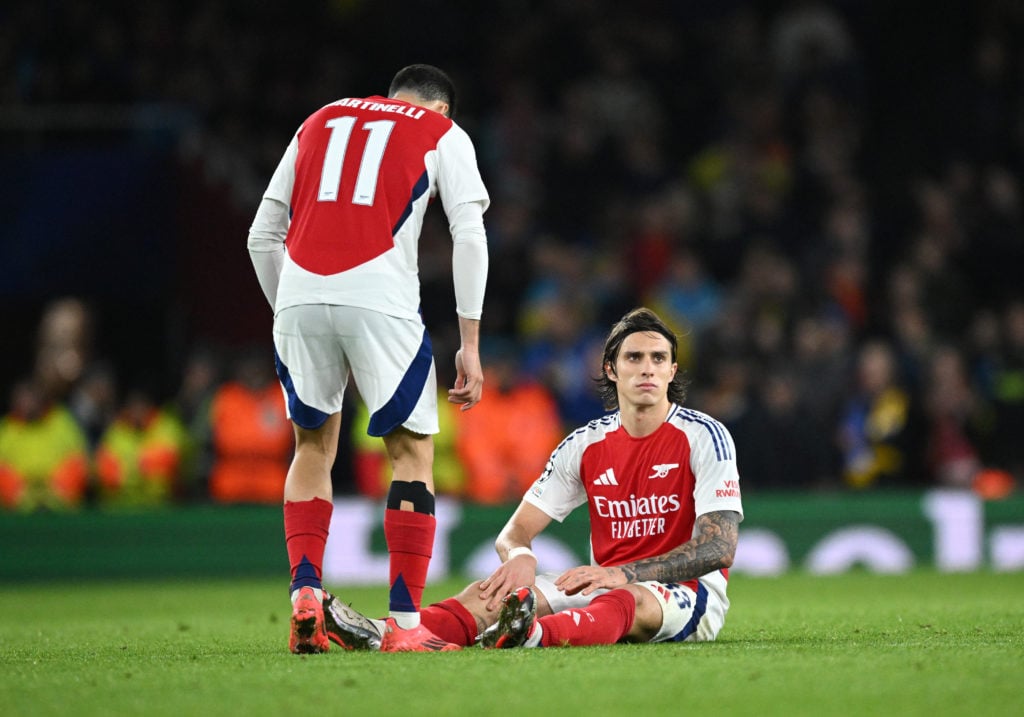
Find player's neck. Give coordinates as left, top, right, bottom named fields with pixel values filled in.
left=619, top=400, right=670, bottom=438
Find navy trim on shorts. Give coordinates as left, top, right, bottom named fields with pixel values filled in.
left=274, top=350, right=330, bottom=430
left=672, top=581, right=709, bottom=642
left=367, top=326, right=433, bottom=437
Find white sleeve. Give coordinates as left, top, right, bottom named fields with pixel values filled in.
left=246, top=132, right=298, bottom=311
left=436, top=122, right=490, bottom=213
left=262, top=132, right=299, bottom=205
left=690, top=421, right=744, bottom=521
left=247, top=197, right=288, bottom=310
left=448, top=200, right=488, bottom=320
left=523, top=430, right=589, bottom=522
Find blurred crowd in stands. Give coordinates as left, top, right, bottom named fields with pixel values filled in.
left=2, top=1, right=1024, bottom=510
left=0, top=297, right=566, bottom=509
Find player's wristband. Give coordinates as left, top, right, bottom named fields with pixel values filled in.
left=507, top=547, right=537, bottom=562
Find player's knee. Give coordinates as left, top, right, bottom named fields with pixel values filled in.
left=453, top=580, right=487, bottom=611
left=295, top=438, right=337, bottom=464
left=450, top=581, right=495, bottom=631
left=623, top=585, right=661, bottom=642
left=294, top=415, right=341, bottom=461
left=458, top=579, right=485, bottom=596
left=383, top=428, right=433, bottom=469
left=533, top=586, right=554, bottom=617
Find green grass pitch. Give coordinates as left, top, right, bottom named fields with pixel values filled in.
left=2, top=571, right=1022, bottom=716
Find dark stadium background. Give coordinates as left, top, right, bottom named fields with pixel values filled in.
left=1, top=0, right=1022, bottom=496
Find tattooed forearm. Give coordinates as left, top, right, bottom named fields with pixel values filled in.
left=618, top=511, right=740, bottom=584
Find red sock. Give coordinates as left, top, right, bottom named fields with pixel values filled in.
left=420, top=598, right=478, bottom=646
left=384, top=508, right=435, bottom=613
left=283, top=498, right=333, bottom=593
left=539, top=589, right=637, bottom=647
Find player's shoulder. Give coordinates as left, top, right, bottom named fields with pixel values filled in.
left=432, top=117, right=477, bottom=157
left=549, top=411, right=620, bottom=457
left=666, top=403, right=721, bottom=427
left=441, top=117, right=471, bottom=139
left=581, top=411, right=622, bottom=440
left=666, top=404, right=735, bottom=457
left=567, top=412, right=621, bottom=449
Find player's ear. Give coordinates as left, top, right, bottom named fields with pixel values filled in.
left=604, top=361, right=617, bottom=382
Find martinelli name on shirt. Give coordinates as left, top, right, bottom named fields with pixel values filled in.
left=334, top=98, right=426, bottom=119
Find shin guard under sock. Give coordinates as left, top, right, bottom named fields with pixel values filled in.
left=420, top=598, right=478, bottom=646
left=284, top=497, right=333, bottom=594
left=384, top=508, right=435, bottom=625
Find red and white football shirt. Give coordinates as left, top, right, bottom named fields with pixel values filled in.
left=262, top=96, right=489, bottom=320
left=525, top=404, right=744, bottom=580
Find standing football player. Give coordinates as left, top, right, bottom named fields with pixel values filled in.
left=247, top=64, right=489, bottom=653
left=325, top=307, right=743, bottom=650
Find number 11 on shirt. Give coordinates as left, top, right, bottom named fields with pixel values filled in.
left=318, top=117, right=395, bottom=206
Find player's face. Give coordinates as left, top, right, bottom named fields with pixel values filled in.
left=606, top=331, right=677, bottom=409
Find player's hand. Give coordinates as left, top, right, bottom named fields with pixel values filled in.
left=447, top=347, right=483, bottom=410
left=554, top=565, right=628, bottom=596
left=478, top=554, right=537, bottom=612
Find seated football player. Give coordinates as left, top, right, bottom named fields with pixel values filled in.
left=322, top=307, right=743, bottom=649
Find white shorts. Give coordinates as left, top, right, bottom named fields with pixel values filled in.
left=273, top=304, right=439, bottom=435
left=533, top=570, right=729, bottom=643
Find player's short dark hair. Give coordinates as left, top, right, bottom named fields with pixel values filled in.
left=388, top=64, right=457, bottom=118
left=595, top=307, right=689, bottom=410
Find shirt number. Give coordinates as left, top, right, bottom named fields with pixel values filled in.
left=317, top=117, right=395, bottom=206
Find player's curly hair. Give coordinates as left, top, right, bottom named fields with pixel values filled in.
left=595, top=307, right=689, bottom=411
left=388, top=64, right=457, bottom=118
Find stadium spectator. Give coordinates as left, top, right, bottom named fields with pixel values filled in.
left=739, top=364, right=837, bottom=491
left=94, top=387, right=187, bottom=507
left=0, top=379, right=89, bottom=511
left=970, top=166, right=1024, bottom=302
left=33, top=298, right=94, bottom=403
left=322, top=308, right=742, bottom=651
left=882, top=263, right=936, bottom=395
left=169, top=346, right=223, bottom=498
left=247, top=64, right=490, bottom=654
left=789, top=310, right=853, bottom=432
left=922, top=345, right=989, bottom=489
left=519, top=281, right=608, bottom=427
left=837, top=340, right=925, bottom=489
left=691, top=353, right=756, bottom=445
left=68, top=361, right=118, bottom=450
left=989, top=300, right=1024, bottom=483
left=476, top=200, right=542, bottom=339
left=646, top=245, right=724, bottom=365
left=455, top=344, right=563, bottom=505
left=207, top=348, right=292, bottom=504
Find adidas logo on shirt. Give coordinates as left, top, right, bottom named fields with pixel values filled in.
left=594, top=469, right=618, bottom=486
